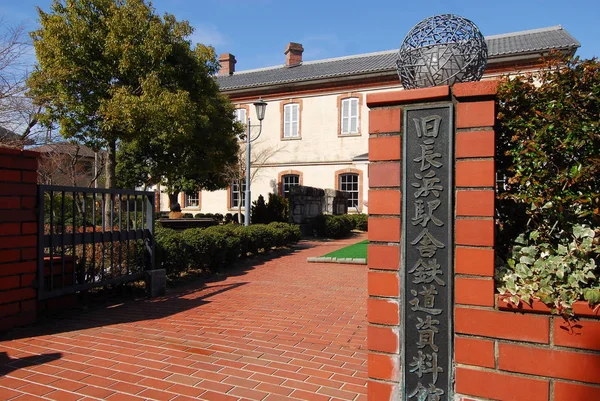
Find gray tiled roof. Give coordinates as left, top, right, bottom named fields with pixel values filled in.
left=0, top=126, right=19, bottom=140
left=31, top=142, right=104, bottom=158
left=217, top=26, right=580, bottom=91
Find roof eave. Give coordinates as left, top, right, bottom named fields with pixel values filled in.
left=219, top=46, right=579, bottom=95
left=219, top=70, right=398, bottom=96
left=486, top=45, right=579, bottom=63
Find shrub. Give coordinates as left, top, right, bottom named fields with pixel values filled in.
left=182, top=213, right=194, bottom=218
left=251, top=195, right=269, bottom=224
left=212, top=224, right=247, bottom=256
left=154, top=222, right=301, bottom=276
left=268, top=222, right=301, bottom=243
left=154, top=225, right=190, bottom=277
left=266, top=193, right=289, bottom=223
left=252, top=193, right=289, bottom=224
left=181, top=228, right=220, bottom=270
left=347, top=214, right=368, bottom=231
left=242, top=224, right=273, bottom=254
left=314, top=214, right=353, bottom=238
left=194, top=213, right=203, bottom=218
left=496, top=56, right=600, bottom=313
left=497, top=56, right=600, bottom=248
left=203, top=226, right=242, bottom=264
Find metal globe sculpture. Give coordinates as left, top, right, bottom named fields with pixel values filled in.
left=397, top=14, right=488, bottom=89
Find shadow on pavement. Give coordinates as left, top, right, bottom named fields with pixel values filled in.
left=0, top=351, right=63, bottom=377
left=1, top=244, right=315, bottom=342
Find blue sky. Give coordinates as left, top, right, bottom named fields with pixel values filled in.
left=2, top=0, right=599, bottom=71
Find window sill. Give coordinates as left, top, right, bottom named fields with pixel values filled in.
left=338, top=132, right=362, bottom=138
left=281, top=136, right=302, bottom=141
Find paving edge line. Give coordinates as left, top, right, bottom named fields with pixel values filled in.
left=306, top=257, right=367, bottom=265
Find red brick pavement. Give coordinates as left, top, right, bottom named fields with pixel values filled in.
left=0, top=234, right=368, bottom=401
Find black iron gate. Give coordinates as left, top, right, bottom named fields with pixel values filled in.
left=37, top=185, right=154, bottom=300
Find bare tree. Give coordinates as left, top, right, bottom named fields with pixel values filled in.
left=36, top=142, right=106, bottom=188
left=222, top=140, right=282, bottom=223
left=0, top=19, right=49, bottom=148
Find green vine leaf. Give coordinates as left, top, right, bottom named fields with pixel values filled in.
left=584, top=288, right=600, bottom=304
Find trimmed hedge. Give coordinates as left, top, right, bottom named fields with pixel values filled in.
left=155, top=225, right=189, bottom=276
left=347, top=213, right=368, bottom=231
left=314, top=214, right=353, bottom=239
left=155, top=222, right=301, bottom=277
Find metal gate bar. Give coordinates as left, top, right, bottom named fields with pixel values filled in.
left=37, top=185, right=154, bottom=300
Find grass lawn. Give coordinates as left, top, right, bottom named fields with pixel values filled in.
left=322, top=240, right=368, bottom=260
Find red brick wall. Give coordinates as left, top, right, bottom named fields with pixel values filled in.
left=0, top=147, right=39, bottom=332
left=366, top=82, right=600, bottom=401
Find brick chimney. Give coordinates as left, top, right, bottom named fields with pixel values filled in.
left=218, top=53, right=236, bottom=76
left=284, top=42, right=304, bottom=67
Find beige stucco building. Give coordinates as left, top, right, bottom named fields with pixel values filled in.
left=156, top=26, right=579, bottom=217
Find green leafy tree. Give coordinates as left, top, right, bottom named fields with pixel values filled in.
left=27, top=0, right=239, bottom=197
left=497, top=56, right=600, bottom=247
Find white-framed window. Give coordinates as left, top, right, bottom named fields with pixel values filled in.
left=230, top=182, right=246, bottom=208
left=184, top=192, right=199, bottom=208
left=283, top=103, right=299, bottom=138
left=281, top=174, right=300, bottom=197
left=234, top=108, right=247, bottom=124
left=341, top=97, right=359, bottom=134
left=339, top=173, right=359, bottom=208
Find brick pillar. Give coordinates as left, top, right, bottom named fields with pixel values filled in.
left=451, top=82, right=503, bottom=401
left=452, top=81, right=497, bottom=309
left=366, top=83, right=496, bottom=400
left=0, top=147, right=39, bottom=332
left=366, top=105, right=402, bottom=400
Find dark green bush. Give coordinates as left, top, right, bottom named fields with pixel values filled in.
left=194, top=213, right=203, bottom=218
left=181, top=228, right=225, bottom=270
left=496, top=56, right=600, bottom=314
left=497, top=56, right=600, bottom=247
left=183, top=213, right=193, bottom=218
left=251, top=193, right=289, bottom=224
left=239, top=224, right=272, bottom=254
left=266, top=193, right=289, bottom=223
left=268, top=222, right=301, bottom=244
left=154, top=225, right=190, bottom=276
left=213, top=224, right=247, bottom=256
left=314, top=214, right=353, bottom=238
left=347, top=214, right=368, bottom=231
left=251, top=195, right=269, bottom=224
left=203, top=225, right=242, bottom=264
left=154, top=222, right=301, bottom=276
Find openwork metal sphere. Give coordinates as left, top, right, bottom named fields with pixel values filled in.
left=397, top=14, right=488, bottom=89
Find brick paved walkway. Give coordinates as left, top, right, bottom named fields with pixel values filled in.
left=0, top=234, right=368, bottom=401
